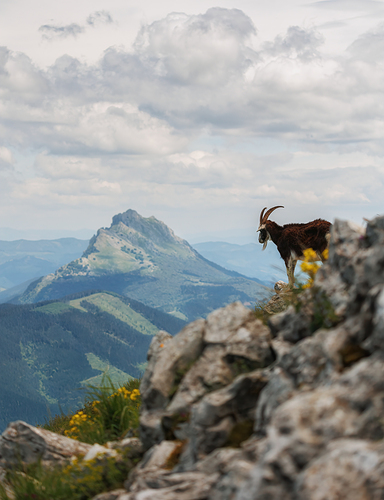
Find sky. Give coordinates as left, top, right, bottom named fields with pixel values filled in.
left=0, top=0, right=384, bottom=243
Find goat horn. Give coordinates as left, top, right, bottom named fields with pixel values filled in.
left=259, top=207, right=267, bottom=225
left=262, top=205, right=284, bottom=223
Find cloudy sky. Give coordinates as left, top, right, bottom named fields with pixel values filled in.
left=0, top=0, right=383, bottom=242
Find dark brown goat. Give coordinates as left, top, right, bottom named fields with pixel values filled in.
left=257, top=206, right=332, bottom=287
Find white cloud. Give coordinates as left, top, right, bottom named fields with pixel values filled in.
left=133, top=8, right=257, bottom=86
left=262, top=26, right=324, bottom=61
left=1, top=6, right=384, bottom=236
left=39, top=11, right=115, bottom=41
left=39, top=23, right=85, bottom=40
left=86, top=11, right=114, bottom=27
left=0, top=146, right=14, bottom=167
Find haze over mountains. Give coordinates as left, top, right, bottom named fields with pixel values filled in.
left=0, top=239, right=88, bottom=289
left=11, top=210, right=270, bottom=321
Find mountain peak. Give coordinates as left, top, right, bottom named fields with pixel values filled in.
left=110, top=209, right=186, bottom=248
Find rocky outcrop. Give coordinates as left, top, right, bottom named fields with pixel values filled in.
left=2, top=216, right=384, bottom=499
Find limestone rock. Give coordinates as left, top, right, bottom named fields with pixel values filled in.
left=140, top=302, right=275, bottom=461
left=297, top=439, right=384, bottom=500
left=0, top=420, right=92, bottom=468
left=140, top=319, right=206, bottom=413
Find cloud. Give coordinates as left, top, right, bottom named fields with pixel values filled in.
left=1, top=10, right=383, bottom=162
left=1, top=6, right=384, bottom=230
left=347, top=22, right=384, bottom=62
left=39, top=23, right=85, bottom=40
left=86, top=11, right=114, bottom=27
left=1, top=10, right=383, bottom=157
left=310, top=0, right=384, bottom=11
left=0, top=146, right=14, bottom=169
left=262, top=26, right=324, bottom=60
left=133, top=8, right=257, bottom=86
left=39, top=11, right=114, bottom=41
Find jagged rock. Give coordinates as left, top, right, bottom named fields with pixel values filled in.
left=83, top=443, right=118, bottom=462
left=140, top=302, right=275, bottom=460
left=296, top=439, right=384, bottom=500
left=140, top=319, right=206, bottom=413
left=125, top=471, right=219, bottom=500
left=93, top=490, right=128, bottom=500
left=108, top=437, right=144, bottom=458
left=186, top=371, right=268, bottom=460
left=0, top=420, right=92, bottom=468
left=269, top=304, right=312, bottom=343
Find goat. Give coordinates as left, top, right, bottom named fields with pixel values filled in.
left=257, top=206, right=332, bottom=287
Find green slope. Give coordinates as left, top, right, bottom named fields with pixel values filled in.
left=0, top=290, right=186, bottom=432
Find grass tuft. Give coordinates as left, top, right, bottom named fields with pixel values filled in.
left=0, top=376, right=142, bottom=500
left=44, top=376, right=142, bottom=445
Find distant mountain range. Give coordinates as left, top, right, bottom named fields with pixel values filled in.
left=0, top=290, right=186, bottom=432
left=12, top=210, right=270, bottom=321
left=0, top=238, right=88, bottom=290
left=193, top=241, right=285, bottom=284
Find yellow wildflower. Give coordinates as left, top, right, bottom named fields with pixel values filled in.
left=300, top=247, right=326, bottom=289
left=130, top=389, right=140, bottom=401
left=302, top=248, right=318, bottom=262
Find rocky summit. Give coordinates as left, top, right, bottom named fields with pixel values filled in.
left=2, top=216, right=384, bottom=499
left=16, top=209, right=268, bottom=321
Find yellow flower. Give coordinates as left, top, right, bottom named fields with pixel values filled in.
left=300, top=247, right=324, bottom=289
left=302, top=248, right=318, bottom=262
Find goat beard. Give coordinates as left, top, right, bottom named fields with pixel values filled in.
left=262, top=240, right=268, bottom=251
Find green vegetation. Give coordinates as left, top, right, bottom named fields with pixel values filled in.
left=0, top=378, right=142, bottom=500
left=82, top=353, right=133, bottom=387
left=70, top=293, right=159, bottom=335
left=34, top=301, right=75, bottom=314
left=60, top=377, right=141, bottom=444
left=255, top=248, right=339, bottom=332
left=0, top=290, right=185, bottom=431
left=0, top=456, right=131, bottom=500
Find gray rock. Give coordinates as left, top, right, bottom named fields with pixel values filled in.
left=140, top=320, right=205, bottom=413
left=204, top=302, right=254, bottom=344
left=268, top=304, right=312, bottom=343
left=92, top=489, right=129, bottom=500
left=254, top=367, right=295, bottom=434
left=140, top=302, right=274, bottom=460
left=0, top=420, right=92, bottom=468
left=297, top=439, right=384, bottom=500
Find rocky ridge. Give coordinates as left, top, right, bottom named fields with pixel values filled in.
left=2, top=217, right=384, bottom=499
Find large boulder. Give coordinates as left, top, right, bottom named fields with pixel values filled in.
left=139, top=302, right=275, bottom=457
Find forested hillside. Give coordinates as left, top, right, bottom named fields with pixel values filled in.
left=0, top=290, right=186, bottom=431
